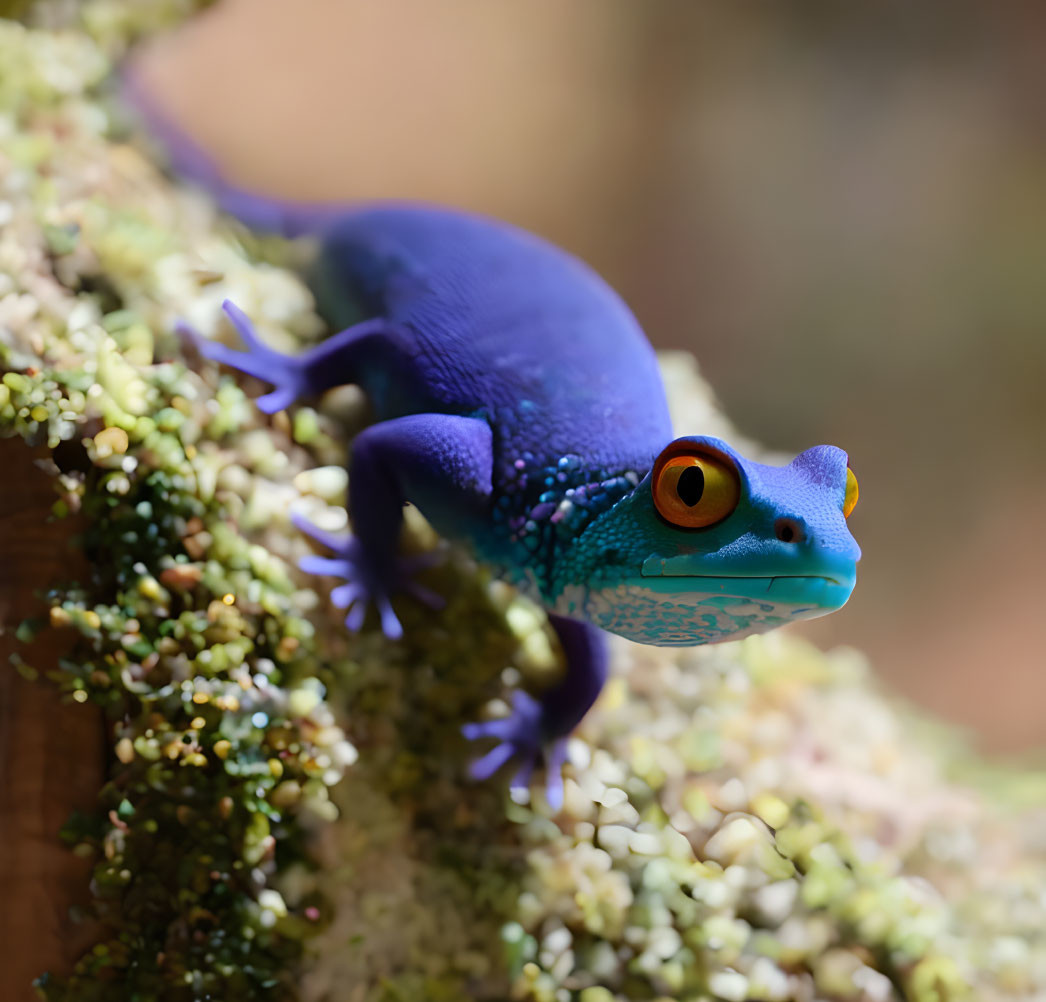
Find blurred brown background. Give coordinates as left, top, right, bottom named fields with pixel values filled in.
left=133, top=0, right=1046, bottom=752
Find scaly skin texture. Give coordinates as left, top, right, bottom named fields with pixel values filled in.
left=141, top=94, right=860, bottom=806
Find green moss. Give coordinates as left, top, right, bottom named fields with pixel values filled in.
left=0, top=15, right=353, bottom=1000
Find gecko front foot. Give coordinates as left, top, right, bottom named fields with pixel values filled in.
left=178, top=299, right=308, bottom=413
left=293, top=512, right=444, bottom=640
left=463, top=690, right=570, bottom=810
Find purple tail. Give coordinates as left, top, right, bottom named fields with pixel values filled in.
left=121, top=67, right=349, bottom=238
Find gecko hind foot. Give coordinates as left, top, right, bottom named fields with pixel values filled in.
left=178, top=300, right=307, bottom=413
left=293, top=511, right=444, bottom=640
left=463, top=690, right=570, bottom=810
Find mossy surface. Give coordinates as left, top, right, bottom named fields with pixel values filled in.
left=1, top=9, right=352, bottom=1001
left=2, top=9, right=1046, bottom=1002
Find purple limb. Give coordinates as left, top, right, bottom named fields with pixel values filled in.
left=292, top=512, right=352, bottom=554
left=509, top=757, right=536, bottom=795
left=182, top=299, right=402, bottom=413
left=345, top=601, right=368, bottom=633
left=256, top=385, right=300, bottom=414
left=461, top=714, right=524, bottom=743
left=374, top=594, right=403, bottom=640
left=469, top=741, right=518, bottom=781
left=330, top=582, right=364, bottom=608
left=222, top=300, right=268, bottom=351
left=463, top=617, right=608, bottom=809
left=295, top=412, right=493, bottom=640
left=291, top=517, right=405, bottom=638
left=543, top=739, right=570, bottom=810
left=177, top=301, right=307, bottom=411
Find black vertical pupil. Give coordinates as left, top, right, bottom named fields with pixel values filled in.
left=676, top=465, right=705, bottom=506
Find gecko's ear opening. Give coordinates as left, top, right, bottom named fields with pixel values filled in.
left=651, top=440, right=741, bottom=529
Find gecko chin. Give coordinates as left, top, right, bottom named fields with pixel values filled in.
left=578, top=572, right=856, bottom=647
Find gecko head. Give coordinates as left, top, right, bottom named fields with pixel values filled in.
left=561, top=436, right=861, bottom=646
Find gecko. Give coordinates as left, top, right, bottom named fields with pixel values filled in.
left=137, top=94, right=861, bottom=808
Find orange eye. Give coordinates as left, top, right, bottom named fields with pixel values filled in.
left=653, top=449, right=741, bottom=528
left=843, top=466, right=859, bottom=519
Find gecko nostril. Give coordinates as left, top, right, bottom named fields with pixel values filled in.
left=775, top=517, right=804, bottom=544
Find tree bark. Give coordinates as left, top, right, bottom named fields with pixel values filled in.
left=0, top=438, right=105, bottom=1002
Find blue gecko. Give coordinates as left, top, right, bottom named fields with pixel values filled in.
left=140, top=96, right=860, bottom=808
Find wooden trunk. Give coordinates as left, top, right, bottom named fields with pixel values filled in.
left=0, top=438, right=105, bottom=1002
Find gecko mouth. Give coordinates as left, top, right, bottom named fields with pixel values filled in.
left=640, top=570, right=846, bottom=587
left=632, top=568, right=857, bottom=612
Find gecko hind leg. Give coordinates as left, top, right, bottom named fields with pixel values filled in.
left=464, top=615, right=608, bottom=810
left=180, top=299, right=399, bottom=413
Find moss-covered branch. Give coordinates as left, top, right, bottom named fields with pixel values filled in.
left=2, top=9, right=1045, bottom=1002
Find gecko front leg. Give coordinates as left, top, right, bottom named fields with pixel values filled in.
left=299, top=412, right=494, bottom=639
